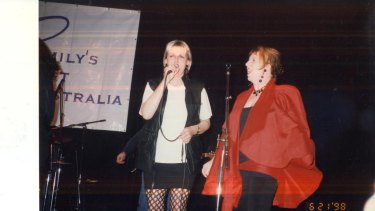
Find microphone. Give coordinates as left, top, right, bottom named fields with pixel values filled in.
left=225, top=63, right=232, bottom=75
left=163, top=70, right=173, bottom=89
left=58, top=71, right=69, bottom=75
left=225, top=63, right=232, bottom=70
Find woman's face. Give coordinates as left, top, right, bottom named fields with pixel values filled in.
left=164, top=46, right=188, bottom=79
left=245, top=52, right=264, bottom=83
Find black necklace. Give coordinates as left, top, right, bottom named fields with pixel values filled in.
left=253, top=87, right=265, bottom=96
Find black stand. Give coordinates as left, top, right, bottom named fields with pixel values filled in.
left=41, top=71, right=105, bottom=211
left=215, top=64, right=232, bottom=211
left=42, top=73, right=66, bottom=211
left=66, top=119, right=106, bottom=211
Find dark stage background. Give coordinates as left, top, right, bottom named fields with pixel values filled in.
left=41, top=0, right=375, bottom=210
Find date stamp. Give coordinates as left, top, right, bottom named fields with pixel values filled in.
left=307, top=202, right=347, bottom=210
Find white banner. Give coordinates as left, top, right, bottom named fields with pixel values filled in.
left=39, top=2, right=140, bottom=131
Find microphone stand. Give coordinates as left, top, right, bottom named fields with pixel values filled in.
left=215, top=64, right=232, bottom=211
left=43, top=73, right=66, bottom=211
left=66, top=119, right=106, bottom=211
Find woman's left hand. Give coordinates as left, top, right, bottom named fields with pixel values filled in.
left=179, top=126, right=196, bottom=144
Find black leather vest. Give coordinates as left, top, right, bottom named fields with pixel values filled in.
left=134, top=76, right=204, bottom=174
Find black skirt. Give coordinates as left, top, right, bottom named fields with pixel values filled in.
left=144, top=163, right=195, bottom=190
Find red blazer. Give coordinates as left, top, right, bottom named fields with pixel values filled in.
left=202, top=80, right=323, bottom=210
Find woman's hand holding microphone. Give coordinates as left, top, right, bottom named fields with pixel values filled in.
left=163, top=64, right=181, bottom=84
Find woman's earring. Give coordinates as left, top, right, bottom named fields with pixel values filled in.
left=259, top=69, right=266, bottom=83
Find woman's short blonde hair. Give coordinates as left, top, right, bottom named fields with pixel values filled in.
left=163, top=40, right=192, bottom=74
left=250, top=46, right=283, bottom=78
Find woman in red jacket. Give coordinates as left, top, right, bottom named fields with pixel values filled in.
left=202, top=46, right=322, bottom=211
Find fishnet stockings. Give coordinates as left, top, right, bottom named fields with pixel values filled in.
left=145, top=188, right=190, bottom=211
left=146, top=189, right=167, bottom=211
left=169, top=188, right=190, bottom=211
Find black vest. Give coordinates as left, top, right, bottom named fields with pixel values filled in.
left=134, top=77, right=204, bottom=174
